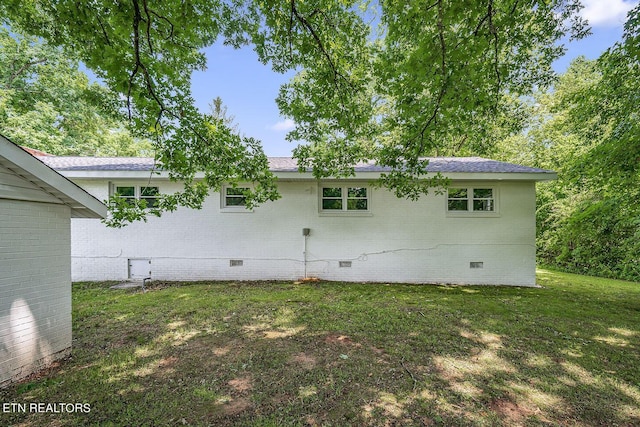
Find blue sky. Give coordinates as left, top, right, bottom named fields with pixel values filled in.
left=190, top=0, right=638, bottom=157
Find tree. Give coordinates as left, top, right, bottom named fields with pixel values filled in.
left=0, top=0, right=588, bottom=225
left=0, top=28, right=152, bottom=156
left=547, top=4, right=640, bottom=281
left=209, top=96, right=238, bottom=132
left=494, top=3, right=640, bottom=281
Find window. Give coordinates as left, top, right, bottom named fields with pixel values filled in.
left=140, top=186, right=159, bottom=208
left=447, top=187, right=495, bottom=212
left=322, top=187, right=343, bottom=210
left=224, top=187, right=247, bottom=207
left=447, top=188, right=468, bottom=211
left=115, top=185, right=159, bottom=208
left=347, top=187, right=368, bottom=210
left=115, top=186, right=135, bottom=205
left=472, top=189, right=494, bottom=212
left=221, top=186, right=251, bottom=210
left=321, top=186, right=369, bottom=212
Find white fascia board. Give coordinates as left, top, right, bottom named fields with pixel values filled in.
left=56, top=170, right=168, bottom=179
left=275, top=171, right=558, bottom=182
left=0, top=136, right=107, bottom=218
left=441, top=172, right=558, bottom=182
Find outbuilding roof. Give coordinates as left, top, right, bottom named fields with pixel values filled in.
left=0, top=136, right=107, bottom=218
left=38, top=155, right=554, bottom=175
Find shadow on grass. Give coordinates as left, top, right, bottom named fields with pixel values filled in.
left=1, top=271, right=639, bottom=426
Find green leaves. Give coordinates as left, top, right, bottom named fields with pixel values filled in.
left=270, top=0, right=588, bottom=194
left=0, top=27, right=151, bottom=156
left=504, top=4, right=640, bottom=281
left=1, top=0, right=590, bottom=224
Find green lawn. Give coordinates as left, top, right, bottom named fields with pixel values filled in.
left=2, top=269, right=639, bottom=426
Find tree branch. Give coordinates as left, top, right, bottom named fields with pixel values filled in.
left=290, top=0, right=348, bottom=87
left=131, top=0, right=164, bottom=127
left=416, top=0, right=448, bottom=152
left=488, top=0, right=501, bottom=107
left=288, top=1, right=295, bottom=62
left=142, top=0, right=154, bottom=55
left=6, top=58, right=47, bottom=89
left=289, top=0, right=352, bottom=114
left=149, top=10, right=175, bottom=40
left=400, top=357, right=419, bottom=391
left=96, top=15, right=113, bottom=46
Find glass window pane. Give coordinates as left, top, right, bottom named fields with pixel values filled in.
left=448, top=188, right=467, bottom=198
left=322, top=187, right=342, bottom=198
left=226, top=187, right=247, bottom=196
left=224, top=187, right=248, bottom=207
left=141, top=186, right=159, bottom=197
left=448, top=200, right=468, bottom=211
left=140, top=187, right=159, bottom=208
left=347, top=199, right=368, bottom=210
left=226, top=196, right=245, bottom=206
left=473, top=188, right=493, bottom=198
left=115, top=186, right=135, bottom=197
left=142, top=198, right=158, bottom=208
left=473, top=199, right=494, bottom=211
left=322, top=199, right=343, bottom=210
left=347, top=187, right=367, bottom=198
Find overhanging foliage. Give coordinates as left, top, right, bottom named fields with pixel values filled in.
left=0, top=0, right=588, bottom=226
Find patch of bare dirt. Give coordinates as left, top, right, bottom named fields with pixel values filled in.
left=157, top=356, right=179, bottom=368
left=489, top=398, right=534, bottom=424
left=291, top=352, right=318, bottom=370
left=228, top=376, right=253, bottom=394
left=304, top=415, right=320, bottom=426
left=184, top=337, right=239, bottom=359
left=221, top=397, right=252, bottom=416
left=324, top=334, right=360, bottom=346
left=7, top=357, right=68, bottom=388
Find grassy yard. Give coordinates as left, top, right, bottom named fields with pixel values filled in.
left=1, top=269, right=639, bottom=426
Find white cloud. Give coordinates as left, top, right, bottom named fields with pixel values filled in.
left=580, top=0, right=637, bottom=27
left=269, top=118, right=295, bottom=132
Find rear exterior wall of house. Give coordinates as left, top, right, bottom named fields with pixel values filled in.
left=69, top=179, right=538, bottom=286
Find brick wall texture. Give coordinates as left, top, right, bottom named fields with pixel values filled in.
left=70, top=179, right=538, bottom=286
left=0, top=199, right=72, bottom=386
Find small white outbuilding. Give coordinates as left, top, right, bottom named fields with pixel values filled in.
left=0, top=135, right=106, bottom=387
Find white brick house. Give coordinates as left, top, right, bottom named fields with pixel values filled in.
left=39, top=155, right=555, bottom=287
left=0, top=135, right=106, bottom=387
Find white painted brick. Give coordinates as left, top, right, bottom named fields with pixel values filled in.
left=68, top=180, right=537, bottom=286
left=0, top=199, right=72, bottom=387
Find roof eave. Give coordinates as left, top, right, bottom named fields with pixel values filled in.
left=55, top=169, right=557, bottom=182
left=0, top=136, right=107, bottom=218
left=276, top=171, right=558, bottom=181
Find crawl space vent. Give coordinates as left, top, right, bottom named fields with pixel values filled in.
left=230, top=260, right=243, bottom=267
left=470, top=262, right=484, bottom=269
left=339, top=261, right=352, bottom=268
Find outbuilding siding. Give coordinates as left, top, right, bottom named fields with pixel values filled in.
left=1, top=135, right=105, bottom=388
left=0, top=199, right=72, bottom=386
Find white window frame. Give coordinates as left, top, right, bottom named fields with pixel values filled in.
left=446, top=186, right=499, bottom=217
left=112, top=184, right=160, bottom=208
left=318, top=183, right=372, bottom=216
left=220, top=185, right=254, bottom=212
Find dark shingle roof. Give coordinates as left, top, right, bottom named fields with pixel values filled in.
left=38, top=156, right=553, bottom=174
left=38, top=156, right=156, bottom=171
